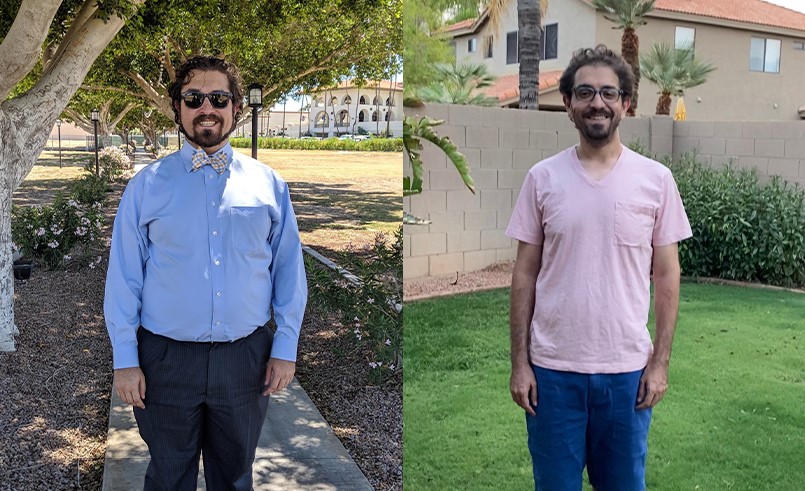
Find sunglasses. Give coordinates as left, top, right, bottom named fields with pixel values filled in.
left=180, top=90, right=234, bottom=109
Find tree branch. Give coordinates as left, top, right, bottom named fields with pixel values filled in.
left=43, top=0, right=100, bottom=76
left=117, top=68, right=173, bottom=119
left=81, top=84, right=150, bottom=99
left=0, top=0, right=61, bottom=100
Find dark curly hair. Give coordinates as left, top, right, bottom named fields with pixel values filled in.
left=168, top=56, right=244, bottom=126
left=558, top=45, right=634, bottom=100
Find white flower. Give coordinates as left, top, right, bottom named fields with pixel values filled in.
left=47, top=240, right=59, bottom=248
left=75, top=227, right=87, bottom=236
left=385, top=339, right=391, bottom=346
left=63, top=255, right=71, bottom=261
left=367, top=298, right=375, bottom=304
left=389, top=364, right=395, bottom=370
left=369, top=362, right=378, bottom=369
left=67, top=199, right=78, bottom=208
left=36, top=228, right=46, bottom=236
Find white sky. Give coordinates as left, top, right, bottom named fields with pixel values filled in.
left=763, top=0, right=805, bottom=13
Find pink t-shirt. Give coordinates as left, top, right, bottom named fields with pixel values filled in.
left=506, top=145, right=692, bottom=374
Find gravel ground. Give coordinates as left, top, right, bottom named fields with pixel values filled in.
left=403, top=261, right=514, bottom=301
left=0, top=182, right=402, bottom=491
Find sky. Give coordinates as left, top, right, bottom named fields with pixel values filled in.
left=763, top=0, right=805, bottom=13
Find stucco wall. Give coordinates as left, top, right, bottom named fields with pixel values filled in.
left=403, top=103, right=805, bottom=279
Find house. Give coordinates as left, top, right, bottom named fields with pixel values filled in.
left=445, top=0, right=805, bottom=120
left=306, top=80, right=404, bottom=137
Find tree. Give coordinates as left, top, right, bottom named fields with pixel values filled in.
left=640, top=42, right=716, bottom=115
left=403, top=0, right=456, bottom=97
left=62, top=89, right=139, bottom=146
left=0, top=0, right=144, bottom=352
left=417, top=63, right=499, bottom=106
left=83, top=0, right=402, bottom=130
left=592, top=0, right=655, bottom=117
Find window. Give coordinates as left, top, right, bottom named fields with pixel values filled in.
left=675, top=26, right=695, bottom=51
left=750, top=37, right=781, bottom=73
left=468, top=38, right=477, bottom=53
left=484, top=36, right=493, bottom=58
left=540, top=23, right=558, bottom=60
left=794, top=41, right=805, bottom=50
left=506, top=31, right=518, bottom=64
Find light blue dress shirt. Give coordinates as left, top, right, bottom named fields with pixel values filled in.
left=104, top=142, right=307, bottom=369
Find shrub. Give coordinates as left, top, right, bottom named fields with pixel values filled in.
left=667, top=153, right=805, bottom=287
left=69, top=173, right=110, bottom=206
left=229, top=136, right=402, bottom=152
left=156, top=146, right=178, bottom=159
left=305, top=227, right=402, bottom=383
left=12, top=194, right=105, bottom=270
left=85, top=145, right=132, bottom=181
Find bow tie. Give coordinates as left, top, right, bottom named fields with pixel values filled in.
left=191, top=149, right=228, bottom=174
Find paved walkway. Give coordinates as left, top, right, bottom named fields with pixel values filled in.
left=103, top=152, right=373, bottom=490
left=102, top=379, right=373, bottom=490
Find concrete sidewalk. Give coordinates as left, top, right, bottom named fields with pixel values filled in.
left=102, top=379, right=373, bottom=490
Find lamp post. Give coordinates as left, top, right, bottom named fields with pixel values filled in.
left=90, top=108, right=100, bottom=176
left=55, top=119, right=62, bottom=169
left=248, top=83, right=263, bottom=159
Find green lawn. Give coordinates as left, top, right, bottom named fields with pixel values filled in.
left=403, top=283, right=805, bottom=490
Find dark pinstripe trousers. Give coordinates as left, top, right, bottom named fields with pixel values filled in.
left=133, top=326, right=272, bottom=491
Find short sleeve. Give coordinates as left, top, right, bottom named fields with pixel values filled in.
left=653, top=172, right=693, bottom=247
left=506, top=170, right=544, bottom=245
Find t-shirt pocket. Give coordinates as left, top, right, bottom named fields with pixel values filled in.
left=614, top=201, right=655, bottom=248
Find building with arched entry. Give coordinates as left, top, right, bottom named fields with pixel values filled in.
left=306, top=79, right=403, bottom=137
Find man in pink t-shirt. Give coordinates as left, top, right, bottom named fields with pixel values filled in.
left=506, top=45, right=692, bottom=491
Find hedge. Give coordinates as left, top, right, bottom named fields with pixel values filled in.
left=629, top=142, right=805, bottom=288
left=230, top=136, right=402, bottom=152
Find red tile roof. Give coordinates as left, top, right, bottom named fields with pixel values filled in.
left=444, top=18, right=476, bottom=32
left=653, top=0, right=805, bottom=32
left=484, top=69, right=564, bottom=103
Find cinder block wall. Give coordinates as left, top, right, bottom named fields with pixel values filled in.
left=404, top=103, right=805, bottom=279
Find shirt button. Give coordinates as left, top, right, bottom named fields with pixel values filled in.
left=212, top=230, right=218, bottom=236
left=216, top=291, right=222, bottom=297
left=214, top=260, right=220, bottom=266
left=215, top=320, right=221, bottom=326
left=211, top=201, right=216, bottom=206
left=208, top=174, right=214, bottom=180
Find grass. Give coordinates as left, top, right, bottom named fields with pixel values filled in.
left=21, top=148, right=401, bottom=256
left=403, top=283, right=805, bottom=490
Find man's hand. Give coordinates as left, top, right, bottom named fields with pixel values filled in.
left=114, top=367, right=146, bottom=409
left=511, top=363, right=538, bottom=416
left=262, top=358, right=295, bottom=395
left=636, top=361, right=668, bottom=409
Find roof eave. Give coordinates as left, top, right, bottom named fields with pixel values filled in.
left=648, top=9, right=805, bottom=38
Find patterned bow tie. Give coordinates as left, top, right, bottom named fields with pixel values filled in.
left=191, top=149, right=228, bottom=174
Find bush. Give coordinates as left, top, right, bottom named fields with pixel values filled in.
left=305, top=227, right=402, bottom=383
left=229, top=136, right=402, bottom=152
left=12, top=194, right=105, bottom=270
left=69, top=173, right=110, bottom=206
left=85, top=146, right=132, bottom=181
left=156, top=146, right=178, bottom=159
left=667, top=153, right=805, bottom=287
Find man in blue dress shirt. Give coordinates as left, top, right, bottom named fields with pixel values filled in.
left=104, top=56, right=307, bottom=490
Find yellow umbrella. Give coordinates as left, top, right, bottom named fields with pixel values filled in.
left=674, top=97, right=687, bottom=121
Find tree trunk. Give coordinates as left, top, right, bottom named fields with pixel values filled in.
left=622, top=27, right=640, bottom=117
left=518, top=0, right=541, bottom=110
left=0, top=0, right=144, bottom=351
left=656, top=92, right=672, bottom=115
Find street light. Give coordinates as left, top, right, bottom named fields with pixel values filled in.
left=248, top=83, right=263, bottom=159
left=90, top=108, right=99, bottom=176
left=55, top=119, right=62, bottom=169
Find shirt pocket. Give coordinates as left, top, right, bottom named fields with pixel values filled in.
left=230, top=206, right=270, bottom=254
left=614, top=201, right=655, bottom=248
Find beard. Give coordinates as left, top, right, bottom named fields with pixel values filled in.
left=574, top=108, right=621, bottom=146
left=181, top=113, right=236, bottom=149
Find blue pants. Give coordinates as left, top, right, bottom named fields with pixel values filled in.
left=526, top=365, right=652, bottom=491
left=134, top=326, right=272, bottom=491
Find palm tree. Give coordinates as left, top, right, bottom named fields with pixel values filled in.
left=592, top=0, right=655, bottom=117
left=640, top=42, right=716, bottom=115
left=417, top=62, right=500, bottom=106
left=486, top=0, right=549, bottom=109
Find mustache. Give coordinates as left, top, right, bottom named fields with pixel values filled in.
left=193, top=114, right=224, bottom=125
left=582, top=109, right=613, bottom=118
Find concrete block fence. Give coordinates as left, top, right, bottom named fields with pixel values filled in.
left=404, top=103, right=805, bottom=279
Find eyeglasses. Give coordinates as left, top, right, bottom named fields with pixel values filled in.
left=180, top=90, right=234, bottom=109
left=572, top=85, right=624, bottom=103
